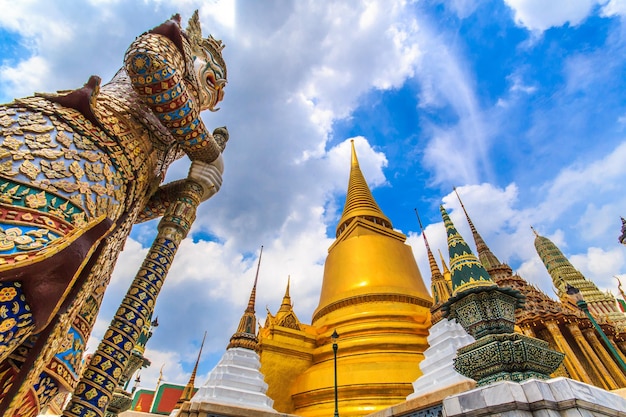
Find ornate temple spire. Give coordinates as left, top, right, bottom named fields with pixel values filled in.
left=453, top=187, right=502, bottom=270
left=415, top=209, right=450, bottom=307
left=336, top=140, right=392, bottom=237
left=532, top=228, right=626, bottom=328
left=438, top=249, right=450, bottom=275
left=619, top=217, right=626, bottom=245
left=439, top=209, right=558, bottom=386
left=415, top=209, right=442, bottom=277
left=533, top=228, right=600, bottom=300
left=278, top=276, right=292, bottom=313
left=438, top=249, right=454, bottom=293
left=440, top=206, right=495, bottom=296
left=227, top=246, right=263, bottom=351
left=174, top=332, right=207, bottom=409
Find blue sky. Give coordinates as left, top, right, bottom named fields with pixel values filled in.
left=1, top=0, right=626, bottom=392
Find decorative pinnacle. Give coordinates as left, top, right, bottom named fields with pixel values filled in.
left=228, top=246, right=263, bottom=350
left=415, top=208, right=442, bottom=277
left=453, top=187, right=501, bottom=270
left=176, top=332, right=207, bottom=406
left=440, top=205, right=495, bottom=296
left=278, top=276, right=292, bottom=313
left=336, top=140, right=392, bottom=236
left=190, top=331, right=207, bottom=383
left=438, top=249, right=450, bottom=274
left=617, top=276, right=626, bottom=301
left=247, top=245, right=263, bottom=311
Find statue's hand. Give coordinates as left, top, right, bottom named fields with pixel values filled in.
left=188, top=153, right=224, bottom=202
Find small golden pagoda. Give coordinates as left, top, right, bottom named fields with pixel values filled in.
left=259, top=141, right=432, bottom=417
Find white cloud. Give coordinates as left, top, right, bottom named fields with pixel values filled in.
left=447, top=0, right=483, bottom=19
left=601, top=0, right=626, bottom=17
left=504, top=0, right=601, bottom=32
left=508, top=73, right=537, bottom=94
left=571, top=247, right=625, bottom=290
left=411, top=19, right=492, bottom=187
left=0, top=55, right=51, bottom=99
left=534, top=141, right=626, bottom=224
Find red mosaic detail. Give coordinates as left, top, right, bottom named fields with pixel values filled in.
left=0, top=204, right=74, bottom=236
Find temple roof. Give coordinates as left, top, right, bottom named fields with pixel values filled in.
left=335, top=140, right=392, bottom=237
left=264, top=277, right=303, bottom=331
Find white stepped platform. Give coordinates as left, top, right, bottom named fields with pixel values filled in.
left=190, top=347, right=276, bottom=412
left=407, top=318, right=475, bottom=399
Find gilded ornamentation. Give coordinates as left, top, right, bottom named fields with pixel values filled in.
left=0, top=10, right=227, bottom=417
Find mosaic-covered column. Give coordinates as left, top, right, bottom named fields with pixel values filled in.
left=582, top=328, right=626, bottom=387
left=566, top=323, right=617, bottom=390
left=544, top=320, right=592, bottom=384
left=63, top=179, right=203, bottom=417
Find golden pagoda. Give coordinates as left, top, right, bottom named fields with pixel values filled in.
left=259, top=141, right=432, bottom=417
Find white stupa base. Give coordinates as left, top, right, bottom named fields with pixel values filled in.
left=190, top=347, right=276, bottom=412
left=407, top=318, right=475, bottom=399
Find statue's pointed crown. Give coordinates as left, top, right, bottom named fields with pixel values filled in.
left=185, top=10, right=227, bottom=79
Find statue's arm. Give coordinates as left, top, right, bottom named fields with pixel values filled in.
left=125, top=17, right=229, bottom=223
left=135, top=126, right=227, bottom=224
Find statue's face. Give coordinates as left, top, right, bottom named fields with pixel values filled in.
left=194, top=49, right=226, bottom=111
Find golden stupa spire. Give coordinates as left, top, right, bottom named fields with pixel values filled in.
left=175, top=331, right=207, bottom=408
left=336, top=140, right=392, bottom=237
left=228, top=246, right=263, bottom=351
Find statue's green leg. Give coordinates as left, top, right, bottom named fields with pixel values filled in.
left=0, top=281, right=35, bottom=363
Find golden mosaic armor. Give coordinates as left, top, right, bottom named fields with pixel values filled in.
left=0, top=12, right=227, bottom=416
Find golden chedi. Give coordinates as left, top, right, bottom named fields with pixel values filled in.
left=259, top=141, right=432, bottom=417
